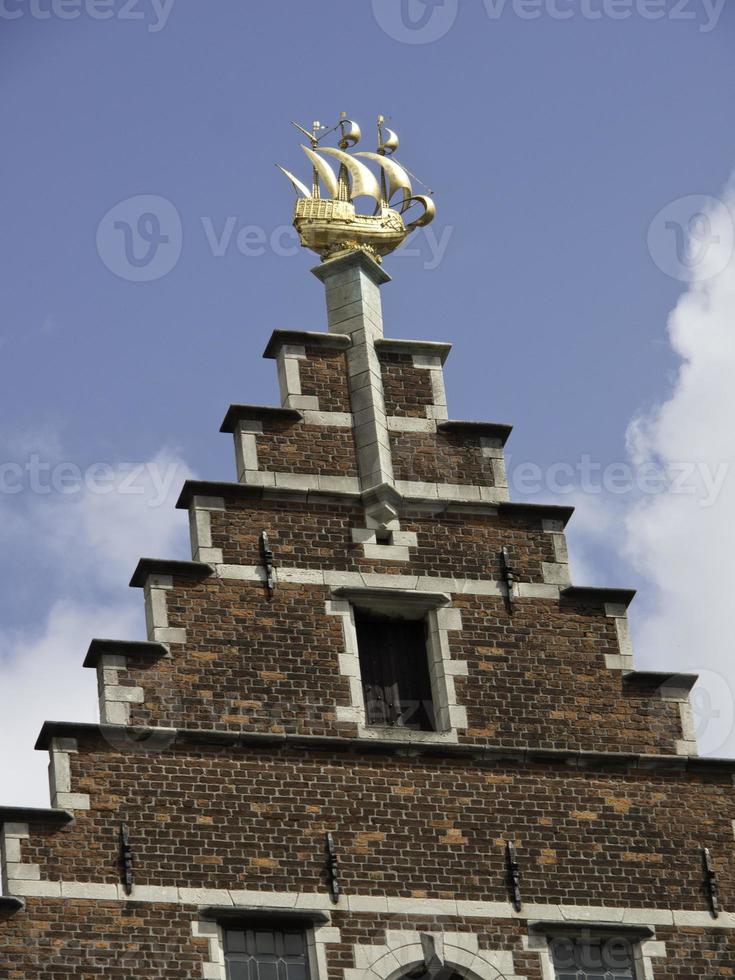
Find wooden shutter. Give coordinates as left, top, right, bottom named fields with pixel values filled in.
left=355, top=614, right=435, bottom=731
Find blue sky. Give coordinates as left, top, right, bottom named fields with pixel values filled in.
left=2, top=0, right=735, bottom=803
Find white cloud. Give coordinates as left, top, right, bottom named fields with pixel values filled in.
left=567, top=175, right=735, bottom=758
left=0, top=450, right=194, bottom=807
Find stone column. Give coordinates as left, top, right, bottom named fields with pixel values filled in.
left=312, top=252, right=395, bottom=505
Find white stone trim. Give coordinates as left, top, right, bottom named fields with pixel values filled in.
left=1, top=822, right=33, bottom=894
left=303, top=411, right=354, bottom=428
left=481, top=437, right=509, bottom=492
left=396, top=481, right=509, bottom=504
left=603, top=603, right=635, bottom=673
left=347, top=927, right=525, bottom=980
left=234, top=420, right=263, bottom=480
left=97, top=653, right=145, bottom=725
left=655, top=679, right=699, bottom=757
left=213, top=563, right=560, bottom=603
left=322, top=261, right=395, bottom=492
left=412, top=353, right=449, bottom=422
left=236, top=471, right=511, bottom=505
left=47, top=737, right=90, bottom=812
left=240, top=471, right=362, bottom=494
left=192, top=918, right=226, bottom=980
left=277, top=344, right=321, bottom=412
left=5, top=878, right=735, bottom=933
left=351, top=524, right=418, bottom=562
left=387, top=417, right=437, bottom=433
left=189, top=496, right=225, bottom=565
left=326, top=595, right=467, bottom=743
left=540, top=520, right=571, bottom=587
left=144, top=574, right=187, bottom=645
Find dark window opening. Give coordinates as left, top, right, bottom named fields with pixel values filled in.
left=224, top=926, right=310, bottom=980
left=551, top=936, right=636, bottom=980
left=355, top=612, right=435, bottom=731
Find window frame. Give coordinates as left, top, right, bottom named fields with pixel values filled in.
left=195, top=909, right=330, bottom=980
left=530, top=922, right=653, bottom=980
left=329, top=588, right=467, bottom=744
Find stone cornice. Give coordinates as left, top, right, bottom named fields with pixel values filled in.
left=220, top=404, right=303, bottom=434
left=176, top=480, right=363, bottom=510
left=374, top=338, right=452, bottom=363
left=175, top=479, right=576, bottom=528
left=438, top=420, right=513, bottom=444
left=32, top=722, right=735, bottom=777
left=0, top=897, right=24, bottom=912
left=0, top=807, right=74, bottom=826
left=262, top=330, right=352, bottom=359
left=129, top=559, right=214, bottom=589
left=561, top=586, right=637, bottom=607
left=83, top=639, right=169, bottom=669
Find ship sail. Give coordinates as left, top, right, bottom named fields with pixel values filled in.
left=380, top=127, right=400, bottom=154
left=301, top=145, right=340, bottom=199
left=355, top=152, right=412, bottom=210
left=318, top=147, right=382, bottom=202
left=339, top=118, right=362, bottom=147
left=277, top=165, right=312, bottom=199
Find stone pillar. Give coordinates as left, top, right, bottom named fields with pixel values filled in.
left=312, top=252, right=395, bottom=503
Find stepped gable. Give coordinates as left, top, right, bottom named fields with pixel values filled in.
left=2, top=249, right=735, bottom=975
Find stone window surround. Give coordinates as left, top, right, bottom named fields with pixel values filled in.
left=523, top=924, right=668, bottom=980
left=191, top=913, right=340, bottom=980
left=327, top=587, right=468, bottom=744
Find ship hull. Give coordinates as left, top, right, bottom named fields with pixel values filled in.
left=293, top=199, right=407, bottom=262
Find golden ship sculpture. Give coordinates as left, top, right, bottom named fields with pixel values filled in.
left=277, top=113, right=436, bottom=263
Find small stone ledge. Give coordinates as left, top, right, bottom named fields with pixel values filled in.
left=31, top=721, right=735, bottom=775
left=263, top=330, right=352, bottom=359
left=129, top=559, right=215, bottom=589
left=332, top=586, right=451, bottom=615
left=83, top=639, right=169, bottom=669
left=220, top=404, right=303, bottom=434
left=561, top=586, right=636, bottom=608
left=0, top=807, right=74, bottom=827
left=496, top=502, right=575, bottom=527
left=529, top=921, right=654, bottom=940
left=623, top=671, right=698, bottom=695
left=437, top=420, right=513, bottom=445
left=0, top=896, right=25, bottom=912
left=374, top=338, right=452, bottom=364
left=176, top=479, right=362, bottom=510
left=200, top=906, right=330, bottom=924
